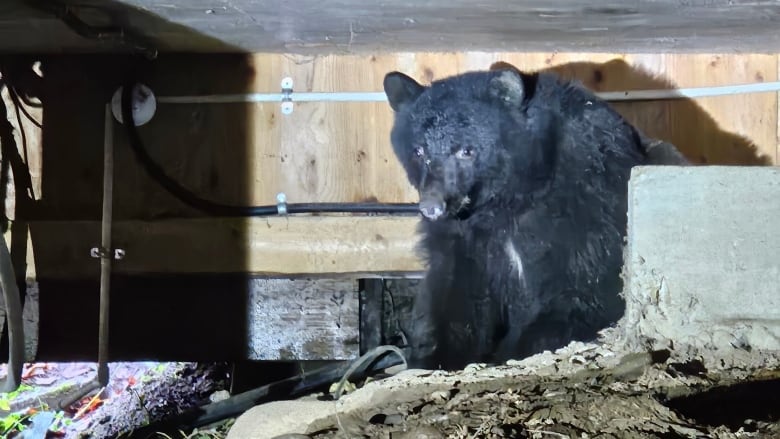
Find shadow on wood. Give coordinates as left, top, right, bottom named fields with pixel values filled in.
left=0, top=53, right=259, bottom=361
left=5, top=0, right=242, bottom=53
left=491, top=59, right=773, bottom=165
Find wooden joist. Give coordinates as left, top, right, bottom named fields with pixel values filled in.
left=27, top=215, right=425, bottom=279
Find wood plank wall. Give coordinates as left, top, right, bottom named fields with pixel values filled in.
left=3, top=52, right=777, bottom=361
left=238, top=52, right=778, bottom=207
left=2, top=52, right=779, bottom=278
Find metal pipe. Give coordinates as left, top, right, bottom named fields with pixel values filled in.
left=156, top=91, right=387, bottom=104
left=97, top=103, right=114, bottom=386
left=597, top=81, right=780, bottom=102
left=0, top=233, right=24, bottom=392
left=154, top=81, right=780, bottom=105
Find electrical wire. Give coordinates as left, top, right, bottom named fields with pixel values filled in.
left=5, top=84, right=42, bottom=130
left=119, top=82, right=420, bottom=218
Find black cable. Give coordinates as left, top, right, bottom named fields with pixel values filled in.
left=120, top=82, right=420, bottom=218
left=6, top=84, right=42, bottom=129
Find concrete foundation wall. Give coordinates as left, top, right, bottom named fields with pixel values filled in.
left=621, top=166, right=780, bottom=355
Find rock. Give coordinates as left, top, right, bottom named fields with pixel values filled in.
left=390, top=426, right=445, bottom=438
left=226, top=400, right=335, bottom=439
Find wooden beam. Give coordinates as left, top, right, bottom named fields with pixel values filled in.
left=10, top=0, right=780, bottom=53
left=27, top=215, right=425, bottom=279
left=27, top=276, right=360, bottom=361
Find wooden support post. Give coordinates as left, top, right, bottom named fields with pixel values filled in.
left=359, top=279, right=384, bottom=354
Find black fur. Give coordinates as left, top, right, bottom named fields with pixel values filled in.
left=384, top=69, right=649, bottom=370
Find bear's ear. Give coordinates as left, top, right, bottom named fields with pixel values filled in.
left=489, top=61, right=521, bottom=74
left=488, top=70, right=525, bottom=107
left=384, top=72, right=425, bottom=112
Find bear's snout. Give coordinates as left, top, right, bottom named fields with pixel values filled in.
left=419, top=198, right=446, bottom=220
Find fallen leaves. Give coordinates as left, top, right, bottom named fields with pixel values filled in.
left=72, top=387, right=106, bottom=420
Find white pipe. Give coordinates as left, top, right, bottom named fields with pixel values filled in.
left=155, top=81, right=780, bottom=105
left=157, top=92, right=388, bottom=104
left=598, top=81, right=780, bottom=102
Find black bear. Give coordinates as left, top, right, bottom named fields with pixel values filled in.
left=383, top=67, right=674, bottom=370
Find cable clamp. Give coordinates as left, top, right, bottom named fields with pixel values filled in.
left=281, top=77, right=294, bottom=115
left=276, top=192, right=288, bottom=215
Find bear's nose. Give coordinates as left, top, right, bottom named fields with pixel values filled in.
left=419, top=200, right=445, bottom=220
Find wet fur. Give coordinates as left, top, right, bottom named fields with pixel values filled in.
left=385, top=69, right=650, bottom=370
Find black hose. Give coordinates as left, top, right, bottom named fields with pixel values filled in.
left=120, top=82, right=420, bottom=218
left=0, top=81, right=26, bottom=393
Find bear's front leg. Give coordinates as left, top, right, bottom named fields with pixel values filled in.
left=403, top=274, right=442, bottom=369
left=408, top=273, right=502, bottom=370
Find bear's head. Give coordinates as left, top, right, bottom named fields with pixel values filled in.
left=383, top=69, right=557, bottom=221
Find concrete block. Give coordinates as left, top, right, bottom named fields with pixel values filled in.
left=621, top=166, right=780, bottom=354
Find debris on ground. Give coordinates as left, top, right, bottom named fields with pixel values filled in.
left=0, top=361, right=229, bottom=438
left=3, top=329, right=779, bottom=438
left=227, top=329, right=780, bottom=439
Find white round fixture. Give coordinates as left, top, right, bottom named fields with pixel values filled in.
left=111, top=84, right=157, bottom=126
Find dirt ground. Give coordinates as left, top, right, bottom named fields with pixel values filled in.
left=5, top=338, right=780, bottom=438
left=227, top=328, right=780, bottom=439
left=4, top=321, right=780, bottom=439
left=308, top=369, right=780, bottom=438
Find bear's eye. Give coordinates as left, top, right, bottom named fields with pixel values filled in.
left=456, top=146, right=475, bottom=159
left=414, top=146, right=425, bottom=158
